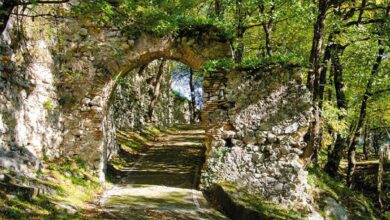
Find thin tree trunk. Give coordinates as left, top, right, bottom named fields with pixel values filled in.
left=262, top=23, right=272, bottom=57
left=327, top=55, right=334, bottom=102
left=302, top=0, right=328, bottom=165
left=324, top=42, right=349, bottom=176
left=373, top=133, right=379, bottom=155
left=148, top=59, right=166, bottom=121
left=347, top=39, right=384, bottom=187
left=377, top=144, right=389, bottom=211
left=378, top=145, right=384, bottom=211
left=234, top=0, right=245, bottom=63
left=306, top=0, right=328, bottom=93
left=215, top=0, right=222, bottom=18
left=258, top=4, right=274, bottom=57
left=363, top=125, right=369, bottom=160
left=357, top=0, right=366, bottom=24
left=318, top=35, right=333, bottom=109
left=189, top=68, right=196, bottom=124
left=315, top=38, right=331, bottom=165
left=314, top=37, right=333, bottom=163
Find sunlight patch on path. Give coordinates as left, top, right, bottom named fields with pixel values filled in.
left=100, top=184, right=227, bottom=219
left=100, top=127, right=228, bottom=219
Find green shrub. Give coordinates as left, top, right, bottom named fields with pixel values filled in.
left=43, top=99, right=55, bottom=111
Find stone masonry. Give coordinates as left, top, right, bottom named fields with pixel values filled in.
left=201, top=67, right=313, bottom=208
left=0, top=3, right=314, bottom=209
left=0, top=4, right=230, bottom=181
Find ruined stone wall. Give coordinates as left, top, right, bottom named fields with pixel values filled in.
left=0, top=5, right=133, bottom=177
left=0, top=10, right=63, bottom=174
left=0, top=4, right=314, bottom=208
left=54, top=10, right=229, bottom=181
left=202, top=67, right=313, bottom=208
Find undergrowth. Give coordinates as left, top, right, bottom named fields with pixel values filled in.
left=218, top=181, right=306, bottom=219
left=0, top=158, right=103, bottom=220
left=201, top=54, right=306, bottom=73
left=308, top=166, right=379, bottom=219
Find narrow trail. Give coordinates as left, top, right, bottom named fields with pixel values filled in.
left=100, top=127, right=228, bottom=220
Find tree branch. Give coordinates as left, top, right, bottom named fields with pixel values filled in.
left=244, top=17, right=288, bottom=29
left=10, top=12, right=66, bottom=19
left=345, top=18, right=385, bottom=26
left=357, top=0, right=367, bottom=24
left=15, top=0, right=70, bottom=6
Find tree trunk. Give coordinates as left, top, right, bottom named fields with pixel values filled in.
left=262, top=23, right=273, bottom=57
left=148, top=59, right=166, bottom=121
left=189, top=68, right=196, bottom=124
left=314, top=36, right=333, bottom=164
left=318, top=35, right=333, bottom=109
left=327, top=54, right=334, bottom=102
left=215, top=0, right=222, bottom=18
left=0, top=1, right=16, bottom=33
left=306, top=0, right=328, bottom=93
left=234, top=0, right=245, bottom=63
left=363, top=125, right=369, bottom=160
left=347, top=39, right=384, bottom=187
left=373, top=133, right=380, bottom=155
left=302, top=0, right=328, bottom=165
left=258, top=4, right=274, bottom=57
left=324, top=42, right=348, bottom=176
left=377, top=144, right=389, bottom=211
left=357, top=0, right=367, bottom=24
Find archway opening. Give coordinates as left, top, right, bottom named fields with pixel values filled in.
left=105, top=59, right=206, bottom=190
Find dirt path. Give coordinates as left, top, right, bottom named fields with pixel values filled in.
left=100, top=127, right=228, bottom=220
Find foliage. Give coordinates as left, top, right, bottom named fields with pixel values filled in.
left=172, top=90, right=189, bottom=102
left=308, top=167, right=378, bottom=219
left=201, top=53, right=306, bottom=73
left=321, top=102, right=349, bottom=137
left=201, top=59, right=235, bottom=73
left=72, top=0, right=233, bottom=38
left=210, top=145, right=229, bottom=162
left=43, top=98, right=55, bottom=111
left=217, top=181, right=306, bottom=219
left=239, top=53, right=307, bottom=69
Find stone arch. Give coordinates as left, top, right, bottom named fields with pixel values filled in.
left=1, top=11, right=314, bottom=206
left=59, top=24, right=231, bottom=180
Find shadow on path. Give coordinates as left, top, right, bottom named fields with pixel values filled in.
left=100, top=126, right=228, bottom=220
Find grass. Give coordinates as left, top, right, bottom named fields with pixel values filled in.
left=110, top=126, right=167, bottom=170
left=116, top=125, right=166, bottom=149
left=46, top=160, right=102, bottom=208
left=0, top=159, right=104, bottom=220
left=218, top=181, right=306, bottom=220
left=307, top=166, right=379, bottom=220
